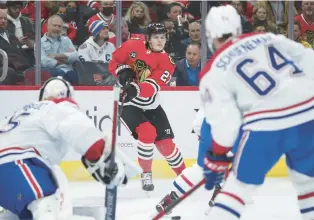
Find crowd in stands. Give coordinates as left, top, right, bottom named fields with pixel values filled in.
left=0, top=0, right=313, bottom=86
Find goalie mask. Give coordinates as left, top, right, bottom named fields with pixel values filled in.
left=39, top=76, right=74, bottom=101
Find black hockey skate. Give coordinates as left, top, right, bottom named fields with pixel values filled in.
left=209, top=184, right=222, bottom=207
left=141, top=172, right=154, bottom=191
left=156, top=191, right=179, bottom=215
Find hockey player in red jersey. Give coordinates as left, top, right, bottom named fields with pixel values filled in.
left=108, top=23, right=186, bottom=192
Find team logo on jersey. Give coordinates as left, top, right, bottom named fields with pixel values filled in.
left=169, top=55, right=175, bottom=65
left=134, top=59, right=151, bottom=82
left=129, top=52, right=137, bottom=58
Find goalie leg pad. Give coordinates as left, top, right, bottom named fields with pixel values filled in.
left=27, top=189, right=62, bottom=220
left=172, top=164, right=203, bottom=197
left=289, top=169, right=314, bottom=220
left=208, top=172, right=258, bottom=220
left=155, top=138, right=186, bottom=175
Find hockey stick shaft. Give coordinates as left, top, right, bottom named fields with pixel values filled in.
left=105, top=84, right=125, bottom=220
left=152, top=178, right=206, bottom=220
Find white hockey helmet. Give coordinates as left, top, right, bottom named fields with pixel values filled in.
left=39, top=76, right=74, bottom=101
left=205, top=5, right=242, bottom=52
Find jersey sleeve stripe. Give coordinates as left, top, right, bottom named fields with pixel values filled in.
left=243, top=96, right=314, bottom=128
left=145, top=78, right=160, bottom=93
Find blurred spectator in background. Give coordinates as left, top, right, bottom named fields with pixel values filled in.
left=252, top=5, right=278, bottom=34
left=6, top=1, right=34, bottom=49
left=166, top=2, right=188, bottom=38
left=0, top=9, right=30, bottom=85
left=295, top=1, right=314, bottom=47
left=78, top=20, right=115, bottom=62
left=87, top=0, right=116, bottom=28
left=42, top=4, right=77, bottom=44
left=253, top=24, right=267, bottom=33
left=254, top=1, right=297, bottom=34
left=293, top=20, right=312, bottom=48
left=124, top=1, right=151, bottom=34
left=231, top=1, right=253, bottom=33
left=108, top=17, right=145, bottom=47
left=84, top=0, right=100, bottom=10
left=173, top=42, right=201, bottom=86
left=40, top=15, right=79, bottom=85
left=163, top=19, right=186, bottom=62
left=21, top=1, right=58, bottom=23
left=181, top=21, right=200, bottom=46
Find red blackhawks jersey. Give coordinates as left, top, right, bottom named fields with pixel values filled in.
left=108, top=38, right=176, bottom=110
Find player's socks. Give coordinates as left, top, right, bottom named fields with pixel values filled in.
left=297, top=191, right=314, bottom=220
left=135, top=122, right=157, bottom=191
left=137, top=140, right=154, bottom=172
left=155, top=139, right=186, bottom=175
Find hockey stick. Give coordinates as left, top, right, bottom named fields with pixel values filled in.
left=105, top=84, right=126, bottom=220
left=152, top=178, right=206, bottom=220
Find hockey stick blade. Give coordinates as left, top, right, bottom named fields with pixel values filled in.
left=151, top=179, right=206, bottom=220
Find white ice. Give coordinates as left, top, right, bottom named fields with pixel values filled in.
left=70, top=177, right=303, bottom=220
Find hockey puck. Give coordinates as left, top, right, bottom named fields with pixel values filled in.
left=171, top=216, right=181, bottom=220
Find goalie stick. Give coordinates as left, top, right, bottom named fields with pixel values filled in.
left=105, top=84, right=126, bottom=220
left=151, top=179, right=206, bottom=220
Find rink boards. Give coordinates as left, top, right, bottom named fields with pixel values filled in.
left=0, top=86, right=288, bottom=181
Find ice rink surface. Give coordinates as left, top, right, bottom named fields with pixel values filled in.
left=71, top=177, right=303, bottom=220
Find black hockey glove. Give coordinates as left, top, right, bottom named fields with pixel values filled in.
left=116, top=65, right=136, bottom=87
left=81, top=153, right=128, bottom=186
left=121, top=82, right=140, bottom=103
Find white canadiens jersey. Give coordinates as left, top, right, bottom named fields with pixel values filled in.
left=0, top=99, right=103, bottom=166
left=78, top=37, right=116, bottom=63
left=200, top=32, right=314, bottom=148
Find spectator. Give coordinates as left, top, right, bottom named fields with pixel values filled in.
left=293, top=20, right=312, bottom=48
left=230, top=1, right=253, bottom=33
left=252, top=5, right=278, bottom=34
left=108, top=17, right=145, bottom=47
left=78, top=20, right=115, bottom=62
left=295, top=1, right=314, bottom=47
left=163, top=19, right=186, bottom=62
left=166, top=2, right=188, bottom=39
left=42, top=4, right=77, bottom=43
left=87, top=0, right=116, bottom=28
left=254, top=1, right=297, bottom=34
left=173, top=42, right=201, bottom=86
left=253, top=24, right=267, bottom=33
left=6, top=1, right=35, bottom=49
left=0, top=9, right=30, bottom=85
left=181, top=21, right=201, bottom=46
left=124, top=1, right=151, bottom=34
left=40, top=15, right=79, bottom=85
left=21, top=1, right=58, bottom=23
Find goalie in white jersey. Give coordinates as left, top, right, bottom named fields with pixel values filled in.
left=201, top=5, right=314, bottom=220
left=0, top=77, right=136, bottom=220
